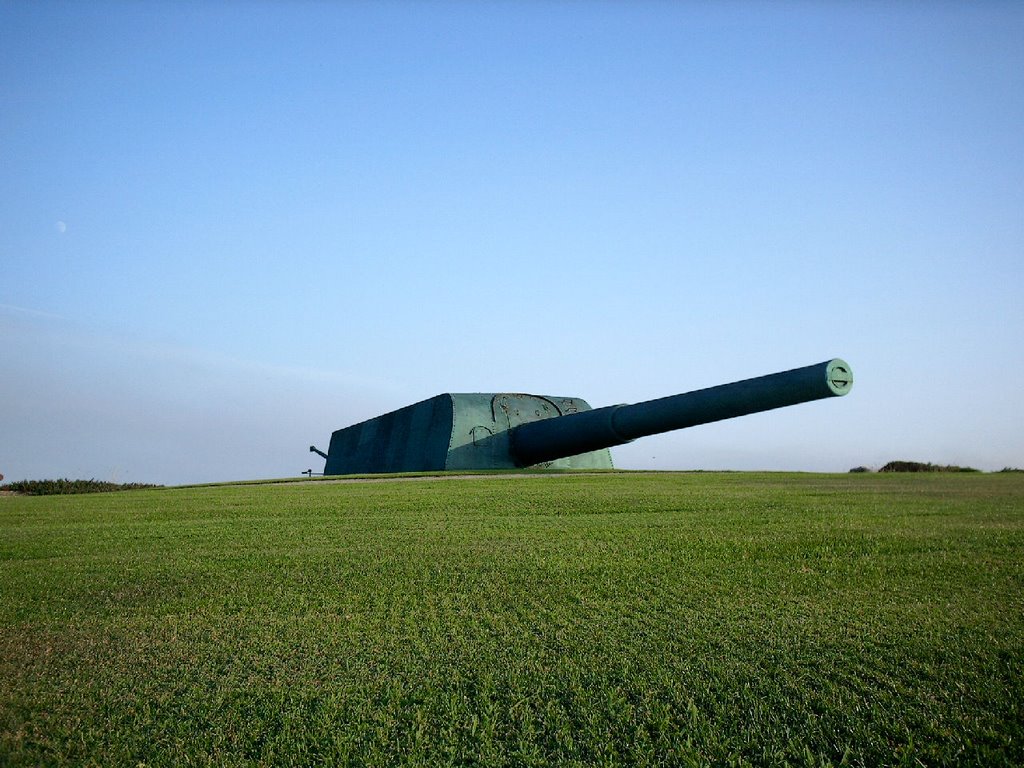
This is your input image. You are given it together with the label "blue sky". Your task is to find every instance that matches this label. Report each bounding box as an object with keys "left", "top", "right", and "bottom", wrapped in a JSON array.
[{"left": 2, "top": 1, "right": 1022, "bottom": 484}]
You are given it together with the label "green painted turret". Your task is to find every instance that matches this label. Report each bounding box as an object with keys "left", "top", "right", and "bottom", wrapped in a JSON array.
[{"left": 316, "top": 359, "right": 852, "bottom": 475}]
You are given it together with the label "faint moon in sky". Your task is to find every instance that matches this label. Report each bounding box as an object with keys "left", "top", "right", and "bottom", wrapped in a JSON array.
[{"left": 55, "top": 221, "right": 67, "bottom": 234}]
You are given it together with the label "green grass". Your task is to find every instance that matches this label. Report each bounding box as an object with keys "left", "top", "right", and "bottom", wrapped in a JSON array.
[{"left": 1, "top": 472, "right": 1021, "bottom": 766}]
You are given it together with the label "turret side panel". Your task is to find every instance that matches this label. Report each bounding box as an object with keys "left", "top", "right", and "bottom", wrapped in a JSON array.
[
  {"left": 444, "top": 393, "right": 517, "bottom": 470},
  {"left": 323, "top": 395, "right": 453, "bottom": 475},
  {"left": 547, "top": 447, "right": 614, "bottom": 470},
  {"left": 445, "top": 393, "right": 614, "bottom": 471}
]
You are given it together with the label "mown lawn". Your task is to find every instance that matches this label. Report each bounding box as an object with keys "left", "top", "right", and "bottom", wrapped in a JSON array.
[{"left": 1, "top": 472, "right": 1021, "bottom": 766}]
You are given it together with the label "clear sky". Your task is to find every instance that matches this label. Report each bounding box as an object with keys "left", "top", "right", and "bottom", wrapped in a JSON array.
[{"left": 2, "top": 1, "right": 1022, "bottom": 485}]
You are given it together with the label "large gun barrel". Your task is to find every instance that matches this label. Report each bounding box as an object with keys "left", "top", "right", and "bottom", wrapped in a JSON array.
[{"left": 510, "top": 358, "right": 852, "bottom": 467}]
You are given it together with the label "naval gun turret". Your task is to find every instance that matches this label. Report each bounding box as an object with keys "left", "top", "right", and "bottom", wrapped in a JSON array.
[{"left": 314, "top": 358, "right": 852, "bottom": 475}]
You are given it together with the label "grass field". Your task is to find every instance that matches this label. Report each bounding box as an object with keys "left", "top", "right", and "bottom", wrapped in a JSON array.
[{"left": 1, "top": 472, "right": 1021, "bottom": 766}]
